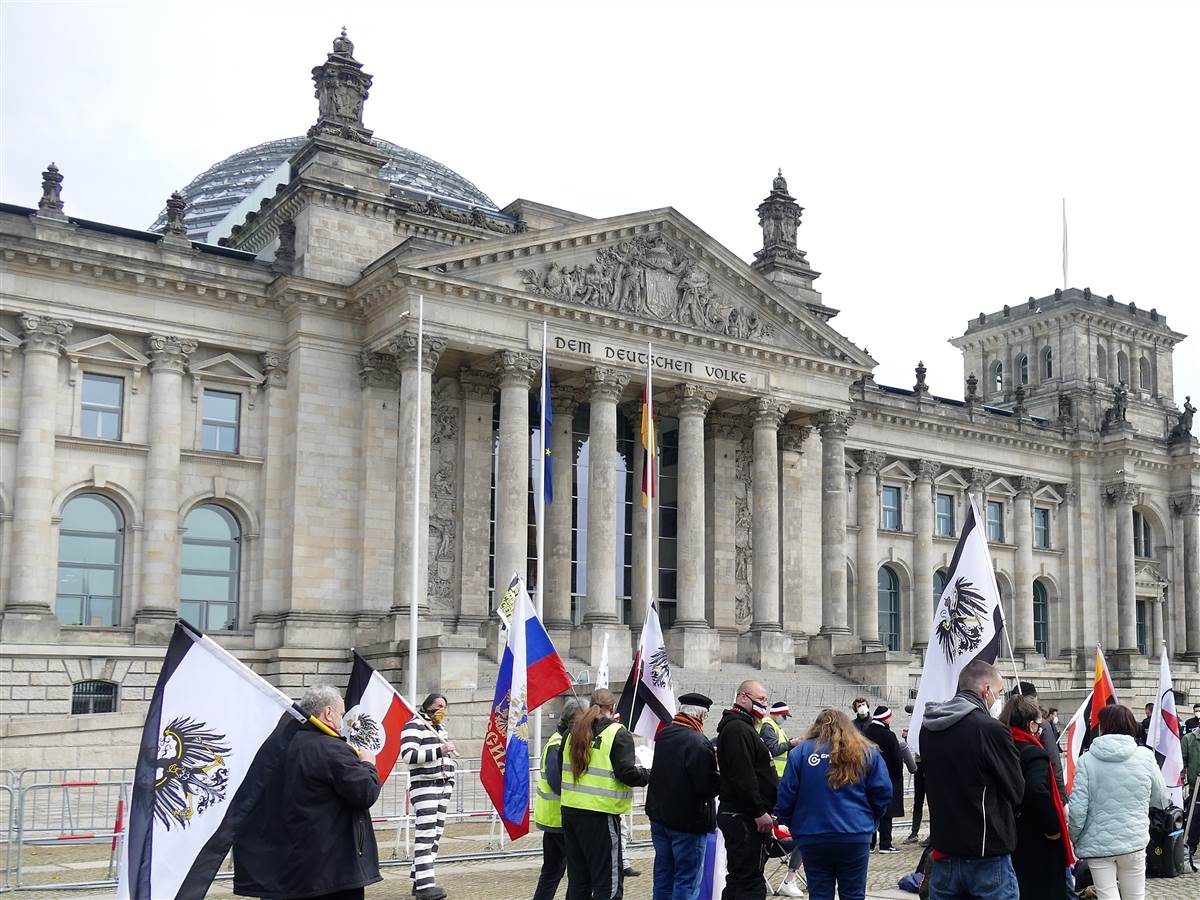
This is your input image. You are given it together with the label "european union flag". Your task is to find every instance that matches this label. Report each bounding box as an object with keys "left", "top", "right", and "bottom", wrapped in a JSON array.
[{"left": 540, "top": 363, "right": 553, "bottom": 505}]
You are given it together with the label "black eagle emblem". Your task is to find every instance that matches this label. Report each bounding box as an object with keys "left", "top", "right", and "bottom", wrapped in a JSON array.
[
  {"left": 647, "top": 647, "right": 671, "bottom": 689},
  {"left": 934, "top": 577, "right": 989, "bottom": 663},
  {"left": 343, "top": 708, "right": 383, "bottom": 753},
  {"left": 153, "top": 716, "right": 231, "bottom": 830}
]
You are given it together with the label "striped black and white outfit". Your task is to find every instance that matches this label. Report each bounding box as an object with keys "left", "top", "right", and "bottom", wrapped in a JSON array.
[{"left": 401, "top": 712, "right": 456, "bottom": 893}]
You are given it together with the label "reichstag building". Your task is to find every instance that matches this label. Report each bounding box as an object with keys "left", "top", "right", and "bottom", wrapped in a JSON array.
[{"left": 1, "top": 32, "right": 1198, "bottom": 757}]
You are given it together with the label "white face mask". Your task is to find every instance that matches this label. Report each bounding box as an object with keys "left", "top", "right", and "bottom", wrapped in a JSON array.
[
  {"left": 987, "top": 688, "right": 1004, "bottom": 719},
  {"left": 855, "top": 704, "right": 869, "bottom": 718}
]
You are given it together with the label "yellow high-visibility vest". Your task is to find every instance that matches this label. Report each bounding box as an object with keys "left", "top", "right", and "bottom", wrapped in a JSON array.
[
  {"left": 561, "top": 722, "right": 633, "bottom": 815},
  {"left": 533, "top": 731, "right": 563, "bottom": 829},
  {"left": 760, "top": 716, "right": 789, "bottom": 777}
]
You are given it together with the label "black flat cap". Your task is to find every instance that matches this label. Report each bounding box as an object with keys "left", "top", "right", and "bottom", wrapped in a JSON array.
[{"left": 678, "top": 692, "right": 713, "bottom": 709}]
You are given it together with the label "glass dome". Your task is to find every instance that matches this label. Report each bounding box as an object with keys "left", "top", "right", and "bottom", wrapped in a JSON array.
[{"left": 149, "top": 136, "right": 498, "bottom": 243}]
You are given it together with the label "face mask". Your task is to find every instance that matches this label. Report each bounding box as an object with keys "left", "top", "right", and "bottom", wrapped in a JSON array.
[
  {"left": 855, "top": 704, "right": 869, "bottom": 718},
  {"left": 751, "top": 700, "right": 768, "bottom": 719},
  {"left": 988, "top": 693, "right": 1004, "bottom": 719},
  {"left": 429, "top": 708, "right": 446, "bottom": 726}
]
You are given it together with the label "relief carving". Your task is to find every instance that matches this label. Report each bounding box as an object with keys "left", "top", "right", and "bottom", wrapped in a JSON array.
[
  {"left": 520, "top": 235, "right": 776, "bottom": 343},
  {"left": 427, "top": 377, "right": 461, "bottom": 614},
  {"left": 734, "top": 438, "right": 753, "bottom": 628}
]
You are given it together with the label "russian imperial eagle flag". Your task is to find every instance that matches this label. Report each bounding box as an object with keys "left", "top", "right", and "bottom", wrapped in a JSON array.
[
  {"left": 118, "top": 620, "right": 305, "bottom": 900},
  {"left": 342, "top": 651, "right": 415, "bottom": 785},
  {"left": 910, "top": 497, "right": 1005, "bottom": 755}
]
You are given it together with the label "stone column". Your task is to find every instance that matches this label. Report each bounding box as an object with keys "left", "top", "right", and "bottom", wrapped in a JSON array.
[
  {"left": 855, "top": 450, "right": 886, "bottom": 650},
  {"left": 817, "top": 412, "right": 851, "bottom": 635},
  {"left": 621, "top": 400, "right": 649, "bottom": 630},
  {"left": 968, "top": 468, "right": 992, "bottom": 521},
  {"left": 1108, "top": 482, "right": 1139, "bottom": 655},
  {"left": 1013, "top": 477, "right": 1038, "bottom": 655},
  {"left": 1174, "top": 494, "right": 1200, "bottom": 658},
  {"left": 705, "top": 414, "right": 742, "bottom": 659},
  {"left": 912, "top": 459, "right": 938, "bottom": 650},
  {"left": 780, "top": 425, "right": 813, "bottom": 637},
  {"left": 492, "top": 351, "right": 536, "bottom": 599},
  {"left": 544, "top": 389, "right": 580, "bottom": 643},
  {"left": 1, "top": 315, "right": 71, "bottom": 643},
  {"left": 739, "top": 399, "right": 792, "bottom": 670},
  {"left": 572, "top": 367, "right": 631, "bottom": 667},
  {"left": 134, "top": 334, "right": 197, "bottom": 643},
  {"left": 456, "top": 368, "right": 496, "bottom": 634},
  {"left": 390, "top": 331, "right": 446, "bottom": 632}
]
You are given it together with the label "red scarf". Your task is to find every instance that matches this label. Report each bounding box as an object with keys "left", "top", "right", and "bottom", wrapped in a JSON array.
[
  {"left": 672, "top": 712, "right": 705, "bottom": 733},
  {"left": 1011, "top": 726, "right": 1076, "bottom": 866}
]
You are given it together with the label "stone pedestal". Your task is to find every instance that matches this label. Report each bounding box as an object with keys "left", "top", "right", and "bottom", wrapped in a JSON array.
[
  {"left": 807, "top": 632, "right": 862, "bottom": 674},
  {"left": 133, "top": 609, "right": 178, "bottom": 645},
  {"left": 738, "top": 628, "right": 794, "bottom": 671},
  {"left": 571, "top": 623, "right": 632, "bottom": 670},
  {"left": 666, "top": 625, "right": 722, "bottom": 671},
  {"left": 367, "top": 633, "right": 485, "bottom": 692},
  {"left": 1107, "top": 648, "right": 1150, "bottom": 674}
]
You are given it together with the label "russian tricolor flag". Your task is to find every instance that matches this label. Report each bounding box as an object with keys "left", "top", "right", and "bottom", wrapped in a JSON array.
[{"left": 481, "top": 575, "right": 571, "bottom": 839}]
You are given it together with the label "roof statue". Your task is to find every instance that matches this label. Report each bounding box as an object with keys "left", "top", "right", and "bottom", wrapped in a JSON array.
[
  {"left": 38, "top": 162, "right": 65, "bottom": 219},
  {"left": 309, "top": 28, "right": 374, "bottom": 145}
]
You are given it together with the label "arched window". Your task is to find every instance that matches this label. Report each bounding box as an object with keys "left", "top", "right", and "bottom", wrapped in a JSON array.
[
  {"left": 1041, "top": 347, "right": 1053, "bottom": 380},
  {"left": 181, "top": 504, "right": 241, "bottom": 631},
  {"left": 1139, "top": 357, "right": 1152, "bottom": 392},
  {"left": 72, "top": 680, "right": 118, "bottom": 714},
  {"left": 1032, "top": 580, "right": 1049, "bottom": 656},
  {"left": 1016, "top": 354, "right": 1029, "bottom": 385},
  {"left": 991, "top": 361, "right": 1004, "bottom": 395},
  {"left": 56, "top": 494, "right": 123, "bottom": 626},
  {"left": 1133, "top": 510, "right": 1153, "bottom": 558},
  {"left": 1117, "top": 350, "right": 1129, "bottom": 385},
  {"left": 1096, "top": 343, "right": 1108, "bottom": 381},
  {"left": 877, "top": 565, "right": 901, "bottom": 651},
  {"left": 933, "top": 568, "right": 948, "bottom": 607}
]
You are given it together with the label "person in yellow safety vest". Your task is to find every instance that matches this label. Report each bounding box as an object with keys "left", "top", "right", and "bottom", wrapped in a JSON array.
[
  {"left": 560, "top": 688, "right": 650, "bottom": 900},
  {"left": 532, "top": 697, "right": 588, "bottom": 900},
  {"left": 760, "top": 700, "right": 802, "bottom": 777}
]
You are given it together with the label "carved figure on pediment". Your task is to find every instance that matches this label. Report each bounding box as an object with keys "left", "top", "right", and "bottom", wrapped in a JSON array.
[
  {"left": 676, "top": 261, "right": 710, "bottom": 328},
  {"left": 1169, "top": 395, "right": 1195, "bottom": 441},
  {"left": 1102, "top": 382, "right": 1130, "bottom": 431}
]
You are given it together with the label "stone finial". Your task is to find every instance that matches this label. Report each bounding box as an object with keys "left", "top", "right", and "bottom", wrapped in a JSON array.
[
  {"left": 309, "top": 29, "right": 374, "bottom": 144},
  {"left": 1013, "top": 385, "right": 1028, "bottom": 419},
  {"left": 773, "top": 167, "right": 788, "bottom": 193},
  {"left": 914, "top": 360, "right": 929, "bottom": 395},
  {"left": 38, "top": 162, "right": 66, "bottom": 217},
  {"left": 162, "top": 191, "right": 188, "bottom": 241},
  {"left": 272, "top": 219, "right": 296, "bottom": 274},
  {"left": 754, "top": 169, "right": 805, "bottom": 262},
  {"left": 965, "top": 373, "right": 979, "bottom": 404}
]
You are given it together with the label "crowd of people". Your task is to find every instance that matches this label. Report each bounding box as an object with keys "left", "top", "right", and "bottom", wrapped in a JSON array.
[{"left": 239, "top": 664, "right": 1200, "bottom": 900}]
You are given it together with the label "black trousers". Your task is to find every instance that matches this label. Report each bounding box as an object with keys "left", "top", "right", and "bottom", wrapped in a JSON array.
[
  {"left": 533, "top": 829, "right": 568, "bottom": 900},
  {"left": 288, "top": 890, "right": 365, "bottom": 900},
  {"left": 877, "top": 815, "right": 894, "bottom": 849},
  {"left": 910, "top": 764, "right": 927, "bottom": 834},
  {"left": 718, "top": 811, "right": 767, "bottom": 900},
  {"left": 563, "top": 807, "right": 623, "bottom": 900}
]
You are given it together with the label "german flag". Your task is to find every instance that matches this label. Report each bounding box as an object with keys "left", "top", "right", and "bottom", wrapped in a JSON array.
[
  {"left": 640, "top": 371, "right": 655, "bottom": 510},
  {"left": 1065, "top": 645, "right": 1119, "bottom": 791}
]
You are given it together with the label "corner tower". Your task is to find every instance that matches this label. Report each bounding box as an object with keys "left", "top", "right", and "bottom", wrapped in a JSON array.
[{"left": 750, "top": 170, "right": 826, "bottom": 318}]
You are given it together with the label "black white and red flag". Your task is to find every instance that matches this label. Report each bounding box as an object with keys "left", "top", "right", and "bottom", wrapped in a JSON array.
[
  {"left": 341, "top": 651, "right": 415, "bottom": 785},
  {"left": 617, "top": 601, "right": 676, "bottom": 742}
]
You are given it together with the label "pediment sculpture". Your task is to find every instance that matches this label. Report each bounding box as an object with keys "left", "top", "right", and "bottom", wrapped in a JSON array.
[{"left": 520, "top": 235, "right": 776, "bottom": 343}]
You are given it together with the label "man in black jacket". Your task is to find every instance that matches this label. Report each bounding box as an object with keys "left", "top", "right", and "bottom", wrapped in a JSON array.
[
  {"left": 646, "top": 692, "right": 721, "bottom": 900},
  {"left": 863, "top": 706, "right": 904, "bottom": 852},
  {"left": 233, "top": 684, "right": 382, "bottom": 900},
  {"left": 715, "top": 679, "right": 777, "bottom": 900},
  {"left": 920, "top": 660, "right": 1023, "bottom": 900}
]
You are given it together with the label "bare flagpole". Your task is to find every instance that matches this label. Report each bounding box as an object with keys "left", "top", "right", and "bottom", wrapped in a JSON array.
[
  {"left": 645, "top": 342, "right": 654, "bottom": 626},
  {"left": 534, "top": 321, "right": 548, "bottom": 764},
  {"left": 408, "top": 295, "right": 424, "bottom": 705},
  {"left": 1062, "top": 198, "right": 1068, "bottom": 291}
]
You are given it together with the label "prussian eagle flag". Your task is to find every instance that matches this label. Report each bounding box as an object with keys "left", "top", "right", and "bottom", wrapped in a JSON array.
[
  {"left": 1147, "top": 645, "right": 1184, "bottom": 806},
  {"left": 1064, "top": 646, "right": 1119, "bottom": 792},
  {"left": 481, "top": 576, "right": 571, "bottom": 839},
  {"left": 617, "top": 600, "right": 677, "bottom": 742},
  {"left": 118, "top": 620, "right": 305, "bottom": 900},
  {"left": 910, "top": 497, "right": 1005, "bottom": 755},
  {"left": 342, "top": 651, "right": 415, "bottom": 785}
]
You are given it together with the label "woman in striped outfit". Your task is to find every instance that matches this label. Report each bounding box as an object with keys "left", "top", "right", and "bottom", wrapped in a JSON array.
[{"left": 401, "top": 691, "right": 457, "bottom": 900}]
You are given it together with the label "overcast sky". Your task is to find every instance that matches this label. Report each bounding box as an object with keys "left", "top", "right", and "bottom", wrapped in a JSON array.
[{"left": 2, "top": 0, "right": 1196, "bottom": 407}]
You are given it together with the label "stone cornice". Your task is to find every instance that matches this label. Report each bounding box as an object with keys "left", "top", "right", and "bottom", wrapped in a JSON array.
[
  {"left": 851, "top": 400, "right": 1077, "bottom": 458},
  {"left": 266, "top": 275, "right": 355, "bottom": 314}
]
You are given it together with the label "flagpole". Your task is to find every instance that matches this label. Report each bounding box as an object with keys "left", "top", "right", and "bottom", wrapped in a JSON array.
[
  {"left": 645, "top": 342, "right": 654, "bottom": 625},
  {"left": 1062, "top": 197, "right": 1068, "bottom": 290},
  {"left": 972, "top": 495, "right": 1022, "bottom": 690},
  {"left": 409, "top": 295, "right": 423, "bottom": 706},
  {"left": 535, "top": 321, "right": 548, "bottom": 765}
]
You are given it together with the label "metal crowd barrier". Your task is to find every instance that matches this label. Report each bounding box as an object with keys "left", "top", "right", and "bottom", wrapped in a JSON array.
[{"left": 0, "top": 784, "right": 14, "bottom": 893}]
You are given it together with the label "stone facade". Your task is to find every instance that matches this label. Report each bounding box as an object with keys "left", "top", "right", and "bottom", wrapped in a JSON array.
[{"left": 1, "top": 33, "right": 1198, "bottom": 750}]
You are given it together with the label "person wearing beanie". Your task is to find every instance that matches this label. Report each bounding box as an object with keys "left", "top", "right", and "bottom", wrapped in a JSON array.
[{"left": 862, "top": 705, "right": 904, "bottom": 853}]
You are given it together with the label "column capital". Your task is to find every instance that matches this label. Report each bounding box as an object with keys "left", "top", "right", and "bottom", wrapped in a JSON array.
[
  {"left": 751, "top": 397, "right": 788, "bottom": 429},
  {"left": 779, "top": 424, "right": 812, "bottom": 453},
  {"left": 815, "top": 409, "right": 853, "bottom": 438},
  {"left": 706, "top": 412, "right": 744, "bottom": 442},
  {"left": 359, "top": 350, "right": 397, "bottom": 389},
  {"left": 585, "top": 366, "right": 629, "bottom": 402},
  {"left": 18, "top": 314, "right": 73, "bottom": 355},
  {"left": 390, "top": 330, "right": 447, "bottom": 373},
  {"left": 146, "top": 334, "right": 197, "bottom": 372},
  {"left": 1172, "top": 493, "right": 1200, "bottom": 516},
  {"left": 458, "top": 366, "right": 495, "bottom": 403},
  {"left": 260, "top": 351, "right": 289, "bottom": 389},
  {"left": 1105, "top": 481, "right": 1138, "bottom": 505},
  {"left": 669, "top": 382, "right": 716, "bottom": 418},
  {"left": 1016, "top": 476, "right": 1040, "bottom": 499},
  {"left": 493, "top": 350, "right": 538, "bottom": 389},
  {"left": 968, "top": 468, "right": 993, "bottom": 494},
  {"left": 915, "top": 458, "right": 940, "bottom": 482},
  {"left": 1063, "top": 483, "right": 1080, "bottom": 505},
  {"left": 857, "top": 449, "right": 886, "bottom": 476},
  {"left": 551, "top": 386, "right": 584, "bottom": 417}
]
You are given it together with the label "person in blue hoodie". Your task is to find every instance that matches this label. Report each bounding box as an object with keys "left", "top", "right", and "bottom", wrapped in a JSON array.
[{"left": 774, "top": 708, "right": 892, "bottom": 900}]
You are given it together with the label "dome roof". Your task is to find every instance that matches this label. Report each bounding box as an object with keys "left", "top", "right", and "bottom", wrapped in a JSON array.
[{"left": 149, "top": 136, "right": 498, "bottom": 243}]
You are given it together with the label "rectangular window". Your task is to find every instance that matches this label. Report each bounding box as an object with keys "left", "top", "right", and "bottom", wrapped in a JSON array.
[
  {"left": 880, "top": 485, "right": 902, "bottom": 531},
  {"left": 202, "top": 390, "right": 240, "bottom": 453},
  {"left": 81, "top": 373, "right": 123, "bottom": 440},
  {"left": 1034, "top": 508, "right": 1051, "bottom": 549},
  {"left": 936, "top": 493, "right": 955, "bottom": 537},
  {"left": 987, "top": 500, "right": 1005, "bottom": 543},
  {"left": 1133, "top": 511, "right": 1153, "bottom": 558}
]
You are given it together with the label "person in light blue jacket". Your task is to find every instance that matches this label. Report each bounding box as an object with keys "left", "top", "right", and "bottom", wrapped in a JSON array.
[
  {"left": 774, "top": 708, "right": 892, "bottom": 900},
  {"left": 1067, "top": 703, "right": 1168, "bottom": 900}
]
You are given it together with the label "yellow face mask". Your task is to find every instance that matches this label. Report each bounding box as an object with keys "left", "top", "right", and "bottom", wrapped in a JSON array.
[{"left": 429, "top": 708, "right": 446, "bottom": 726}]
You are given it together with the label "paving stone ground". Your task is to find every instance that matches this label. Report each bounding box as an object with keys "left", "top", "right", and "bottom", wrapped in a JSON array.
[{"left": 9, "top": 817, "right": 1200, "bottom": 899}]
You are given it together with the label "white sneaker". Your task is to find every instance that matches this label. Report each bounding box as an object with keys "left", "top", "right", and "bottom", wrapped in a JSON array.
[{"left": 778, "top": 879, "right": 805, "bottom": 897}]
